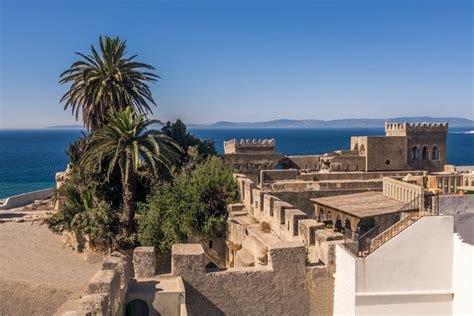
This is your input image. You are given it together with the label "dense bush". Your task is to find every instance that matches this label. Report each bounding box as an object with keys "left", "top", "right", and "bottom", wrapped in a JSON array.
[
  {"left": 47, "top": 178, "right": 120, "bottom": 247},
  {"left": 138, "top": 155, "right": 238, "bottom": 253}
]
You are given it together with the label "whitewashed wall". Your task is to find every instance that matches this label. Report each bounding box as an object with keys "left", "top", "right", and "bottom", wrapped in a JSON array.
[
  {"left": 452, "top": 233, "right": 474, "bottom": 315},
  {"left": 333, "top": 245, "right": 356, "bottom": 316},
  {"left": 354, "top": 216, "right": 454, "bottom": 315}
]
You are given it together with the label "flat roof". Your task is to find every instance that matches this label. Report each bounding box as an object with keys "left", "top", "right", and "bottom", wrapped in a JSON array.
[{"left": 311, "top": 191, "right": 415, "bottom": 219}]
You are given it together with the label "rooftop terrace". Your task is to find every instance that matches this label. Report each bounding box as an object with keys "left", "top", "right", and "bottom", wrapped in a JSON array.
[{"left": 311, "top": 191, "right": 414, "bottom": 219}]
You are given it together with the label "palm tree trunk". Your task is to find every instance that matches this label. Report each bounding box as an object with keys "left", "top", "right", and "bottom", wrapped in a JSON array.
[{"left": 122, "top": 169, "right": 137, "bottom": 235}]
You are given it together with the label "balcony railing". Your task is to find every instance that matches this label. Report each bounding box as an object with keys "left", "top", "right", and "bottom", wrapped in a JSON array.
[{"left": 343, "top": 194, "right": 439, "bottom": 257}]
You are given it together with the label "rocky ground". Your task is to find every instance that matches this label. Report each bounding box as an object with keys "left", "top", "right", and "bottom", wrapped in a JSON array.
[{"left": 0, "top": 202, "right": 102, "bottom": 316}]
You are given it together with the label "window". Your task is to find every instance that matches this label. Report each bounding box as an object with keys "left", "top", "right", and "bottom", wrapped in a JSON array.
[
  {"left": 432, "top": 146, "right": 440, "bottom": 160},
  {"left": 411, "top": 146, "right": 419, "bottom": 160},
  {"left": 422, "top": 146, "right": 429, "bottom": 160}
]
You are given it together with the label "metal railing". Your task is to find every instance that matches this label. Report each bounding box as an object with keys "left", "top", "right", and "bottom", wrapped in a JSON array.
[{"left": 343, "top": 193, "right": 439, "bottom": 257}]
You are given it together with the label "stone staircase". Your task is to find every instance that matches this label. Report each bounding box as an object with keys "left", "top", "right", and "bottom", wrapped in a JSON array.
[{"left": 369, "top": 211, "right": 430, "bottom": 253}]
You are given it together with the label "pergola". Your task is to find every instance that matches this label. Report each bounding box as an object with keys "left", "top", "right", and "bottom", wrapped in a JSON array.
[{"left": 311, "top": 191, "right": 418, "bottom": 239}]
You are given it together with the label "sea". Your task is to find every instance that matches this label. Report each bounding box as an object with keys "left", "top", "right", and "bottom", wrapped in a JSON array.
[{"left": 0, "top": 128, "right": 473, "bottom": 199}]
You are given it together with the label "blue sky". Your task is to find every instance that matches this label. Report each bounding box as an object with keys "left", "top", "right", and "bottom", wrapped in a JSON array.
[{"left": 0, "top": 0, "right": 472, "bottom": 128}]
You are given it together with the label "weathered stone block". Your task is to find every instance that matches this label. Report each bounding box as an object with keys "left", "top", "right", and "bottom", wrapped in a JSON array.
[
  {"left": 227, "top": 203, "right": 245, "bottom": 213},
  {"left": 171, "top": 244, "right": 205, "bottom": 277},
  {"left": 102, "top": 255, "right": 129, "bottom": 288},
  {"left": 87, "top": 270, "right": 120, "bottom": 315},
  {"left": 81, "top": 293, "right": 109, "bottom": 316},
  {"left": 298, "top": 219, "right": 321, "bottom": 245},
  {"left": 133, "top": 247, "right": 156, "bottom": 278},
  {"left": 284, "top": 209, "right": 307, "bottom": 236},
  {"left": 111, "top": 250, "right": 133, "bottom": 279},
  {"left": 268, "top": 241, "right": 305, "bottom": 272}
]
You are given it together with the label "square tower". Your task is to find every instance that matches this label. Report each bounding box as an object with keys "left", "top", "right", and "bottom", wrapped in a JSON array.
[{"left": 385, "top": 122, "right": 448, "bottom": 172}]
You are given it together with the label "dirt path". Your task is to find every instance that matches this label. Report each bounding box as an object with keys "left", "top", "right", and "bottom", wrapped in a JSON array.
[{"left": 0, "top": 222, "right": 101, "bottom": 316}]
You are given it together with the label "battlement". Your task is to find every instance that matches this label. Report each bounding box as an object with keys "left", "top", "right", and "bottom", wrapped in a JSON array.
[
  {"left": 385, "top": 122, "right": 448, "bottom": 136},
  {"left": 224, "top": 138, "right": 276, "bottom": 154}
]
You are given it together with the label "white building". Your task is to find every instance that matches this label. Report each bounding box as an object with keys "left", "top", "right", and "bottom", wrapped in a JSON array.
[{"left": 333, "top": 199, "right": 474, "bottom": 315}]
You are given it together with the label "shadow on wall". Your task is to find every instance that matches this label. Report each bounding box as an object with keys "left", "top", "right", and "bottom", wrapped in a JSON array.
[
  {"left": 126, "top": 299, "right": 149, "bottom": 315},
  {"left": 126, "top": 280, "right": 161, "bottom": 316},
  {"left": 182, "top": 281, "right": 224, "bottom": 316}
]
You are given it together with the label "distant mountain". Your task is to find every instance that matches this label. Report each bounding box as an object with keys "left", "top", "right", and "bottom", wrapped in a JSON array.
[
  {"left": 46, "top": 125, "right": 84, "bottom": 129},
  {"left": 192, "top": 117, "right": 474, "bottom": 129}
]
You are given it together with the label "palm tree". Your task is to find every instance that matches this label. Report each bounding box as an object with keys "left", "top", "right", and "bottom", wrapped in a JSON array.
[
  {"left": 60, "top": 35, "right": 159, "bottom": 130},
  {"left": 79, "top": 107, "right": 182, "bottom": 234}
]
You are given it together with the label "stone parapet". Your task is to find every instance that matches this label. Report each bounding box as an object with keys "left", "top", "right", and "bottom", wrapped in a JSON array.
[
  {"left": 224, "top": 138, "right": 276, "bottom": 154},
  {"left": 133, "top": 247, "right": 156, "bottom": 278},
  {"left": 171, "top": 243, "right": 315, "bottom": 315}
]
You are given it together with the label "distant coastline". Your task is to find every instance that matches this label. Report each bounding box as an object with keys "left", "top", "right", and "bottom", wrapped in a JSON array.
[
  {"left": 190, "top": 116, "right": 474, "bottom": 129},
  {"left": 46, "top": 125, "right": 84, "bottom": 129}
]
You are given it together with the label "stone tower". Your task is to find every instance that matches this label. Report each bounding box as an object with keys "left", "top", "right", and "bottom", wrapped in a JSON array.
[
  {"left": 223, "top": 139, "right": 284, "bottom": 182},
  {"left": 385, "top": 122, "right": 448, "bottom": 172}
]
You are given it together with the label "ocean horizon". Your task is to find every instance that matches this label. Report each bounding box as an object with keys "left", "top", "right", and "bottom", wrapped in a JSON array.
[{"left": 1, "top": 127, "right": 473, "bottom": 199}]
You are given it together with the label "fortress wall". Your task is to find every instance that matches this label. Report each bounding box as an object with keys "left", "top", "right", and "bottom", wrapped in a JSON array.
[
  {"left": 281, "top": 155, "right": 322, "bottom": 170},
  {"left": 297, "top": 170, "right": 425, "bottom": 182},
  {"left": 172, "top": 243, "right": 334, "bottom": 316},
  {"left": 60, "top": 251, "right": 132, "bottom": 316},
  {"left": 365, "top": 136, "right": 407, "bottom": 171},
  {"left": 259, "top": 169, "right": 299, "bottom": 185},
  {"left": 0, "top": 188, "right": 54, "bottom": 210}
]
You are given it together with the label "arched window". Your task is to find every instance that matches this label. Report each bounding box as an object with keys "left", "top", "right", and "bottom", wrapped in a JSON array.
[
  {"left": 411, "top": 146, "right": 419, "bottom": 160},
  {"left": 432, "top": 146, "right": 439, "bottom": 160},
  {"left": 422, "top": 146, "right": 429, "bottom": 160}
]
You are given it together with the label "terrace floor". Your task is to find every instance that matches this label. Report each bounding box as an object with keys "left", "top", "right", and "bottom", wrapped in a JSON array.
[{"left": 311, "top": 191, "right": 410, "bottom": 218}]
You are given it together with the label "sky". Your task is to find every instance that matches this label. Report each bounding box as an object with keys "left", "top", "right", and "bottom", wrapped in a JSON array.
[{"left": 0, "top": 0, "right": 472, "bottom": 128}]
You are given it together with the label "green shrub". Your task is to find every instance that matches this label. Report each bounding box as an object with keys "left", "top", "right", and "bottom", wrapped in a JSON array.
[{"left": 138, "top": 156, "right": 238, "bottom": 253}]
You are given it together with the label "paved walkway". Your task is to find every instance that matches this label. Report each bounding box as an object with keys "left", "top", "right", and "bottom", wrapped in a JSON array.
[{"left": 0, "top": 222, "right": 101, "bottom": 315}]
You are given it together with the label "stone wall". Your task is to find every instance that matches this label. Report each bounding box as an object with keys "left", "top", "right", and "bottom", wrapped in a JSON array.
[
  {"left": 172, "top": 243, "right": 332, "bottom": 316},
  {"left": 259, "top": 169, "right": 299, "bottom": 186},
  {"left": 59, "top": 251, "right": 132, "bottom": 316},
  {"left": 281, "top": 155, "right": 322, "bottom": 170},
  {"left": 354, "top": 136, "right": 408, "bottom": 171},
  {"left": 0, "top": 188, "right": 54, "bottom": 210},
  {"left": 223, "top": 139, "right": 276, "bottom": 154},
  {"left": 438, "top": 194, "right": 474, "bottom": 244}
]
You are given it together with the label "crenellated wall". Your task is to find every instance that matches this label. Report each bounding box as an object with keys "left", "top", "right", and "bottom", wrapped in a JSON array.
[{"left": 171, "top": 243, "right": 333, "bottom": 316}]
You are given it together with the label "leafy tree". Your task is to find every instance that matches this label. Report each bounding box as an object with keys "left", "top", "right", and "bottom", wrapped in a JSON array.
[
  {"left": 60, "top": 35, "right": 159, "bottom": 130},
  {"left": 66, "top": 132, "right": 89, "bottom": 168},
  {"left": 162, "top": 119, "right": 217, "bottom": 160},
  {"left": 138, "top": 156, "right": 238, "bottom": 253},
  {"left": 79, "top": 107, "right": 182, "bottom": 236}
]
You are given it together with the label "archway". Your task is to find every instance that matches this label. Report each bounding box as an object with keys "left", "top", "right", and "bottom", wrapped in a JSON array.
[
  {"left": 318, "top": 208, "right": 324, "bottom": 222},
  {"left": 324, "top": 211, "right": 333, "bottom": 228},
  {"left": 344, "top": 218, "right": 352, "bottom": 239},
  {"left": 334, "top": 214, "right": 343, "bottom": 233},
  {"left": 411, "top": 146, "right": 419, "bottom": 160},
  {"left": 422, "top": 146, "right": 429, "bottom": 160},
  {"left": 432, "top": 146, "right": 439, "bottom": 160},
  {"left": 126, "top": 299, "right": 149, "bottom": 316}
]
